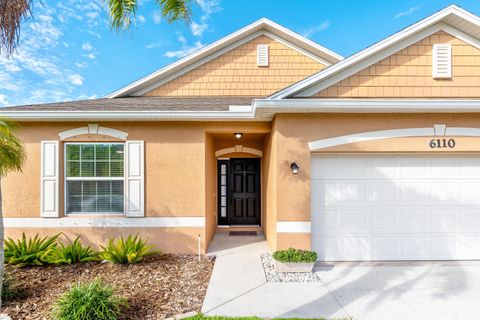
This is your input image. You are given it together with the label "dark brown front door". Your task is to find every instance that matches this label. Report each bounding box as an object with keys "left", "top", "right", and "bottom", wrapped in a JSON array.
[{"left": 217, "top": 158, "right": 261, "bottom": 225}]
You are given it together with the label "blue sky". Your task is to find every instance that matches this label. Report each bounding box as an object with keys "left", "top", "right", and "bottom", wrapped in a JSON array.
[{"left": 1, "top": 0, "right": 480, "bottom": 107}]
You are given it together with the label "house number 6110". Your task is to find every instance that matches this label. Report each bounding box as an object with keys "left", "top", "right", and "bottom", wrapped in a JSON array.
[{"left": 429, "top": 138, "right": 456, "bottom": 149}]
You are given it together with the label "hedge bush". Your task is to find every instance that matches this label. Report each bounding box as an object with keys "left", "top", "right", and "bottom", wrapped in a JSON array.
[{"left": 272, "top": 248, "right": 317, "bottom": 263}]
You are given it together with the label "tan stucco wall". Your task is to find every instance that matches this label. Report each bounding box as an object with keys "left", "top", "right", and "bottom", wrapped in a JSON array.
[
  {"left": 5, "top": 227, "right": 204, "bottom": 254},
  {"left": 272, "top": 113, "right": 480, "bottom": 249},
  {"left": 314, "top": 31, "right": 480, "bottom": 98},
  {"left": 2, "top": 121, "right": 270, "bottom": 253},
  {"left": 277, "top": 233, "right": 310, "bottom": 250},
  {"left": 262, "top": 128, "right": 277, "bottom": 250},
  {"left": 205, "top": 133, "right": 216, "bottom": 246},
  {"left": 143, "top": 35, "right": 326, "bottom": 97}
]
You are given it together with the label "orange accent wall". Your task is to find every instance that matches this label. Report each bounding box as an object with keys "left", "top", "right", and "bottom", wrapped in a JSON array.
[
  {"left": 143, "top": 35, "right": 326, "bottom": 97},
  {"left": 313, "top": 31, "right": 480, "bottom": 98}
]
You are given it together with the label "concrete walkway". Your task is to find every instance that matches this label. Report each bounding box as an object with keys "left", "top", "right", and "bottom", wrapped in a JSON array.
[
  {"left": 201, "top": 232, "right": 349, "bottom": 319},
  {"left": 202, "top": 232, "right": 480, "bottom": 319}
]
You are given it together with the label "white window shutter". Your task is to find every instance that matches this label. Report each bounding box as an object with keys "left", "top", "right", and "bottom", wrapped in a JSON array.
[
  {"left": 257, "top": 44, "right": 269, "bottom": 67},
  {"left": 432, "top": 44, "right": 451, "bottom": 78},
  {"left": 125, "top": 141, "right": 145, "bottom": 217},
  {"left": 40, "top": 141, "right": 59, "bottom": 217}
]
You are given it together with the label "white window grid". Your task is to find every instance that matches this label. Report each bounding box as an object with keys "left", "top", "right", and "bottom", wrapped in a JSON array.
[{"left": 64, "top": 142, "right": 125, "bottom": 215}]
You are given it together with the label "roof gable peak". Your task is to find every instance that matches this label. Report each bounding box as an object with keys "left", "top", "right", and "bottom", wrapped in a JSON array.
[
  {"left": 270, "top": 4, "right": 480, "bottom": 99},
  {"left": 107, "top": 18, "right": 342, "bottom": 98}
]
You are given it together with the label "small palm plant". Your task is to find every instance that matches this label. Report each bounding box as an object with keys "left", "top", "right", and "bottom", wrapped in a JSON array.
[
  {"left": 0, "top": 118, "right": 26, "bottom": 307},
  {"left": 4, "top": 233, "right": 59, "bottom": 266},
  {"left": 51, "top": 278, "right": 127, "bottom": 320},
  {"left": 99, "top": 234, "right": 159, "bottom": 264},
  {"left": 47, "top": 236, "right": 99, "bottom": 265}
]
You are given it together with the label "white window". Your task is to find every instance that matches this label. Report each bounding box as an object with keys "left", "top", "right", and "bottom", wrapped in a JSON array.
[
  {"left": 432, "top": 43, "right": 452, "bottom": 78},
  {"left": 257, "top": 44, "right": 269, "bottom": 67},
  {"left": 65, "top": 143, "right": 124, "bottom": 214}
]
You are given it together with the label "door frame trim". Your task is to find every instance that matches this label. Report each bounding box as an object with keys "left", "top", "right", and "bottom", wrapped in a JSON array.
[{"left": 217, "top": 158, "right": 262, "bottom": 226}]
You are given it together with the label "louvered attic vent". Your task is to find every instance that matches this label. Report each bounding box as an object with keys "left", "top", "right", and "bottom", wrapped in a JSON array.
[
  {"left": 432, "top": 43, "right": 452, "bottom": 78},
  {"left": 257, "top": 44, "right": 269, "bottom": 67}
]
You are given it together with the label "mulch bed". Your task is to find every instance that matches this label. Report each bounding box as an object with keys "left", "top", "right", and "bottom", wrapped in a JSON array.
[{"left": 1, "top": 254, "right": 214, "bottom": 320}]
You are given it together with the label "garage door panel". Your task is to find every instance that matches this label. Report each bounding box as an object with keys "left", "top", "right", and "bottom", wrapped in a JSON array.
[
  {"left": 401, "top": 182, "right": 428, "bottom": 203},
  {"left": 431, "top": 209, "right": 457, "bottom": 231},
  {"left": 460, "top": 182, "right": 480, "bottom": 204},
  {"left": 311, "top": 154, "right": 480, "bottom": 261},
  {"left": 430, "top": 157, "right": 457, "bottom": 177},
  {"left": 341, "top": 209, "right": 368, "bottom": 232},
  {"left": 372, "top": 237, "right": 399, "bottom": 260},
  {"left": 343, "top": 236, "right": 369, "bottom": 259},
  {"left": 401, "top": 158, "right": 427, "bottom": 178},
  {"left": 402, "top": 237, "right": 428, "bottom": 258},
  {"left": 460, "top": 157, "right": 480, "bottom": 178},
  {"left": 402, "top": 209, "right": 428, "bottom": 231},
  {"left": 460, "top": 209, "right": 480, "bottom": 229},
  {"left": 368, "top": 182, "right": 397, "bottom": 203},
  {"left": 311, "top": 157, "right": 341, "bottom": 179},
  {"left": 430, "top": 182, "right": 457, "bottom": 202},
  {"left": 372, "top": 209, "right": 398, "bottom": 232}
]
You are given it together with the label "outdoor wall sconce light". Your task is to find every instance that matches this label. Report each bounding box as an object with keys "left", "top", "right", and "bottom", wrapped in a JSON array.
[
  {"left": 234, "top": 132, "right": 243, "bottom": 140},
  {"left": 291, "top": 162, "right": 299, "bottom": 174}
]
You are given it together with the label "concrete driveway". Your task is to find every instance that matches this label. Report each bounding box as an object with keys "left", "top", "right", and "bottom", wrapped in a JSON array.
[
  {"left": 316, "top": 262, "right": 480, "bottom": 320},
  {"left": 203, "top": 233, "right": 480, "bottom": 319}
]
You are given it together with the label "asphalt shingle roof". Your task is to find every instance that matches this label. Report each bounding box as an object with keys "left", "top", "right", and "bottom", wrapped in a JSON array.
[{"left": 1, "top": 97, "right": 255, "bottom": 112}]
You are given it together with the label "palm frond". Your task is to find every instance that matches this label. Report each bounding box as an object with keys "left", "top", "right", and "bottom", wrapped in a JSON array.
[
  {"left": 0, "top": 0, "right": 33, "bottom": 57},
  {"left": 156, "top": 0, "right": 192, "bottom": 23},
  {"left": 105, "top": 0, "right": 138, "bottom": 31},
  {"left": 105, "top": 0, "right": 193, "bottom": 31},
  {"left": 0, "top": 118, "right": 26, "bottom": 177}
]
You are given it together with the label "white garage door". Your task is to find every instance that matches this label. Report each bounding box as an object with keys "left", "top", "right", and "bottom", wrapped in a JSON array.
[{"left": 311, "top": 154, "right": 480, "bottom": 261}]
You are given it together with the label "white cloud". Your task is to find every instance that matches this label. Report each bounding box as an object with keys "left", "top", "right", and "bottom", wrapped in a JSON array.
[
  {"left": 189, "top": 0, "right": 221, "bottom": 37},
  {"left": 137, "top": 15, "right": 146, "bottom": 24},
  {"left": 394, "top": 6, "right": 420, "bottom": 18},
  {"left": 302, "top": 20, "right": 331, "bottom": 38},
  {"left": 145, "top": 41, "right": 164, "bottom": 49},
  {"left": 0, "top": 1, "right": 106, "bottom": 106},
  {"left": 190, "top": 21, "right": 208, "bottom": 37},
  {"left": 82, "top": 42, "right": 93, "bottom": 51},
  {"left": 165, "top": 41, "right": 204, "bottom": 58},
  {"left": 69, "top": 74, "right": 84, "bottom": 86},
  {"left": 152, "top": 11, "right": 162, "bottom": 24},
  {"left": 0, "top": 94, "right": 9, "bottom": 107}
]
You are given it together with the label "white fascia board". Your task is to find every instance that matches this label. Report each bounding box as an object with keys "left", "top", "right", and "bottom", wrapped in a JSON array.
[
  {"left": 0, "top": 110, "right": 257, "bottom": 121},
  {"left": 252, "top": 99, "right": 480, "bottom": 119},
  {"left": 107, "top": 18, "right": 341, "bottom": 98},
  {"left": 6, "top": 99, "right": 480, "bottom": 121},
  {"left": 269, "top": 5, "right": 480, "bottom": 99},
  {"left": 261, "top": 19, "right": 343, "bottom": 62}
]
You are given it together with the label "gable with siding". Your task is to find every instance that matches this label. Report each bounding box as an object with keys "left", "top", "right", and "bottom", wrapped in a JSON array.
[
  {"left": 143, "top": 35, "right": 327, "bottom": 97},
  {"left": 313, "top": 31, "right": 480, "bottom": 98}
]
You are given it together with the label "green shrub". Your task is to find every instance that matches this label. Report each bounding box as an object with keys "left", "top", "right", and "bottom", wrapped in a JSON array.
[
  {"left": 272, "top": 248, "right": 317, "bottom": 263},
  {"left": 5, "top": 233, "right": 59, "bottom": 266},
  {"left": 2, "top": 274, "right": 23, "bottom": 300},
  {"left": 51, "top": 278, "right": 127, "bottom": 320},
  {"left": 46, "top": 236, "right": 99, "bottom": 265},
  {"left": 99, "top": 234, "right": 159, "bottom": 264}
]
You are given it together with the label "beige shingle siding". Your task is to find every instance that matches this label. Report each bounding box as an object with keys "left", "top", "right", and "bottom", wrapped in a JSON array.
[
  {"left": 143, "top": 35, "right": 326, "bottom": 97},
  {"left": 313, "top": 31, "right": 480, "bottom": 98}
]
